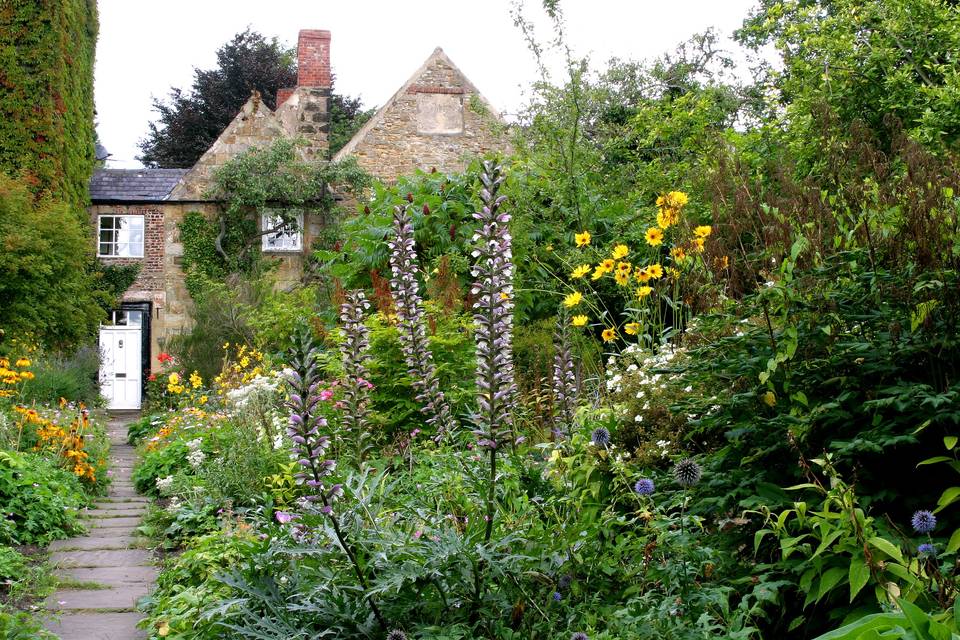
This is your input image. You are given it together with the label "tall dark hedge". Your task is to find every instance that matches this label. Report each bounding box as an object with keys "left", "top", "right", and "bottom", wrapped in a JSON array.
[{"left": 0, "top": 0, "right": 98, "bottom": 211}]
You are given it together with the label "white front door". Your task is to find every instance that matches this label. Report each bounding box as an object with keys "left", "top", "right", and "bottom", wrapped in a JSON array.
[{"left": 99, "top": 326, "right": 142, "bottom": 410}]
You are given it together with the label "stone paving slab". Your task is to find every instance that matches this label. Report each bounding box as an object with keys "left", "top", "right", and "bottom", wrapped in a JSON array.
[
  {"left": 49, "top": 536, "right": 137, "bottom": 551},
  {"left": 50, "top": 547, "right": 152, "bottom": 568},
  {"left": 42, "top": 612, "right": 147, "bottom": 640},
  {"left": 82, "top": 508, "right": 146, "bottom": 519},
  {"left": 45, "top": 583, "right": 152, "bottom": 610},
  {"left": 58, "top": 565, "right": 158, "bottom": 586},
  {"left": 91, "top": 516, "right": 143, "bottom": 529}
]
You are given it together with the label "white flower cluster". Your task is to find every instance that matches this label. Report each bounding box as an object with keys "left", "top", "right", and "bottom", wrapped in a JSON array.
[
  {"left": 155, "top": 475, "right": 174, "bottom": 494},
  {"left": 186, "top": 438, "right": 205, "bottom": 469},
  {"left": 605, "top": 344, "right": 687, "bottom": 422},
  {"left": 226, "top": 374, "right": 279, "bottom": 410}
]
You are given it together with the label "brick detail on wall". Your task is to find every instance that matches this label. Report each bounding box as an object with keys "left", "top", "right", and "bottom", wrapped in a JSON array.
[
  {"left": 297, "top": 30, "right": 331, "bottom": 88},
  {"left": 91, "top": 205, "right": 165, "bottom": 294}
]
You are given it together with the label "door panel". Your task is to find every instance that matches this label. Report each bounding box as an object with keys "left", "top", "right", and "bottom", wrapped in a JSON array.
[{"left": 99, "top": 327, "right": 142, "bottom": 410}]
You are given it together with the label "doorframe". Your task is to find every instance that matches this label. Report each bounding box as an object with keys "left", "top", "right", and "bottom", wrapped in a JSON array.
[{"left": 110, "top": 301, "right": 151, "bottom": 400}]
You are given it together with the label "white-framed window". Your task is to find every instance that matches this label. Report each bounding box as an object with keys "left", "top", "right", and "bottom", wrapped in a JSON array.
[
  {"left": 98, "top": 215, "right": 144, "bottom": 257},
  {"left": 261, "top": 211, "right": 303, "bottom": 252}
]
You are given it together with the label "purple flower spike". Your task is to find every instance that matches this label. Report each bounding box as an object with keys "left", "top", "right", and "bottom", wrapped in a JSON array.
[
  {"left": 552, "top": 313, "right": 579, "bottom": 436},
  {"left": 471, "top": 161, "right": 516, "bottom": 448},
  {"left": 339, "top": 290, "right": 374, "bottom": 457},
  {"left": 387, "top": 204, "right": 458, "bottom": 437}
]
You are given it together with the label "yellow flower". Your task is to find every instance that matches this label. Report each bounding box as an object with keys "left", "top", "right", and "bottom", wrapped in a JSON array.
[
  {"left": 563, "top": 291, "right": 583, "bottom": 308},
  {"left": 614, "top": 271, "right": 630, "bottom": 286},
  {"left": 656, "top": 208, "right": 678, "bottom": 230},
  {"left": 571, "top": 315, "right": 588, "bottom": 327},
  {"left": 601, "top": 327, "right": 617, "bottom": 342},
  {"left": 591, "top": 266, "right": 606, "bottom": 281},
  {"left": 692, "top": 237, "right": 705, "bottom": 253},
  {"left": 694, "top": 225, "right": 712, "bottom": 238},
  {"left": 715, "top": 255, "right": 729, "bottom": 269},
  {"left": 199, "top": 395, "right": 208, "bottom": 405},
  {"left": 575, "top": 231, "right": 592, "bottom": 247},
  {"left": 189, "top": 371, "right": 202, "bottom": 389},
  {"left": 645, "top": 227, "right": 664, "bottom": 246},
  {"left": 624, "top": 322, "right": 640, "bottom": 335},
  {"left": 600, "top": 259, "right": 615, "bottom": 271},
  {"left": 611, "top": 244, "right": 629, "bottom": 260},
  {"left": 636, "top": 286, "right": 653, "bottom": 299},
  {"left": 570, "top": 264, "right": 591, "bottom": 279},
  {"left": 15, "top": 358, "right": 30, "bottom": 368},
  {"left": 657, "top": 191, "right": 689, "bottom": 209},
  {"left": 763, "top": 391, "right": 777, "bottom": 407},
  {"left": 646, "top": 264, "right": 663, "bottom": 279},
  {"left": 635, "top": 268, "right": 651, "bottom": 283},
  {"left": 671, "top": 247, "right": 687, "bottom": 262},
  {"left": 222, "top": 342, "right": 230, "bottom": 350},
  {"left": 168, "top": 373, "right": 180, "bottom": 385},
  {"left": 20, "top": 371, "right": 35, "bottom": 380},
  {"left": 616, "top": 261, "right": 631, "bottom": 273}
]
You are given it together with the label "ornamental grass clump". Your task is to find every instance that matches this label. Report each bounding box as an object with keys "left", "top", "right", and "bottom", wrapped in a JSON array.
[
  {"left": 387, "top": 204, "right": 457, "bottom": 437},
  {"left": 283, "top": 335, "right": 386, "bottom": 628},
  {"left": 339, "top": 289, "right": 375, "bottom": 459}
]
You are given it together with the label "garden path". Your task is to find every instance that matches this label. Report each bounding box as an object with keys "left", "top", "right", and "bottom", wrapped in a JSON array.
[{"left": 42, "top": 413, "right": 152, "bottom": 640}]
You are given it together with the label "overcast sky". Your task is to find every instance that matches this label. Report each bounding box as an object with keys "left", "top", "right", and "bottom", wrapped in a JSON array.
[{"left": 95, "top": 0, "right": 759, "bottom": 168}]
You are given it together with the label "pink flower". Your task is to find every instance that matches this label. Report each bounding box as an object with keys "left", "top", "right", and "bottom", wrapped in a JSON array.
[
  {"left": 319, "top": 389, "right": 335, "bottom": 402},
  {"left": 413, "top": 530, "right": 423, "bottom": 539},
  {"left": 275, "top": 511, "right": 295, "bottom": 524}
]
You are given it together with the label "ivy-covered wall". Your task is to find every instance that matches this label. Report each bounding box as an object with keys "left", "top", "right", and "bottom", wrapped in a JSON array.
[{"left": 0, "top": 0, "right": 98, "bottom": 212}]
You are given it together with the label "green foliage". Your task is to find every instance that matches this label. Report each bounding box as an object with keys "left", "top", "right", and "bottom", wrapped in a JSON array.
[
  {"left": 0, "top": 450, "right": 86, "bottom": 545},
  {"left": 96, "top": 262, "right": 142, "bottom": 304},
  {"left": 16, "top": 346, "right": 101, "bottom": 406},
  {"left": 134, "top": 441, "right": 189, "bottom": 497},
  {"left": 0, "top": 0, "right": 97, "bottom": 210},
  {"left": 128, "top": 414, "right": 168, "bottom": 446},
  {"left": 0, "top": 175, "right": 108, "bottom": 349}
]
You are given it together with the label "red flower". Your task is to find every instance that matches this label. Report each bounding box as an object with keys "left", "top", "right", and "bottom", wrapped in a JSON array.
[
  {"left": 148, "top": 374, "right": 157, "bottom": 381},
  {"left": 157, "top": 352, "right": 173, "bottom": 364}
]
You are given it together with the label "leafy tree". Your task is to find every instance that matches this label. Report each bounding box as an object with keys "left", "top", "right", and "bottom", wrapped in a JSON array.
[
  {"left": 0, "top": 175, "right": 107, "bottom": 349},
  {"left": 138, "top": 29, "right": 372, "bottom": 167}
]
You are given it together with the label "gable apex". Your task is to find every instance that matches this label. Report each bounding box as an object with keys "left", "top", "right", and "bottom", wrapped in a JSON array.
[{"left": 333, "top": 47, "right": 503, "bottom": 164}]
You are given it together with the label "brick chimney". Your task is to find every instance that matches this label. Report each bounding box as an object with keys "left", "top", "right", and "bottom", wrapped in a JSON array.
[
  {"left": 297, "top": 30, "right": 331, "bottom": 88},
  {"left": 275, "top": 29, "right": 331, "bottom": 160}
]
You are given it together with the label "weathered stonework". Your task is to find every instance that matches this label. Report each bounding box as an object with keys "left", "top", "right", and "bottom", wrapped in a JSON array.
[{"left": 333, "top": 48, "right": 511, "bottom": 182}]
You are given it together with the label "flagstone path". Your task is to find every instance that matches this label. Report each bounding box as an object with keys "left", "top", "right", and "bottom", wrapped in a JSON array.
[{"left": 43, "top": 413, "right": 153, "bottom": 640}]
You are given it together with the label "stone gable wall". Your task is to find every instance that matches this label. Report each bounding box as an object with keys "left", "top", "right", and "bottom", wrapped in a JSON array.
[{"left": 347, "top": 57, "right": 511, "bottom": 182}]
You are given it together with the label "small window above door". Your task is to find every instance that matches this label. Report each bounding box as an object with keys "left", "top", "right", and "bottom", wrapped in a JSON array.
[{"left": 105, "top": 310, "right": 144, "bottom": 326}]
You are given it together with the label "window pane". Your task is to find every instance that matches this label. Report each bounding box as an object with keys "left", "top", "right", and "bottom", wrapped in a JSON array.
[
  {"left": 125, "top": 311, "right": 143, "bottom": 326},
  {"left": 99, "top": 216, "right": 115, "bottom": 231},
  {"left": 100, "top": 229, "right": 113, "bottom": 242},
  {"left": 99, "top": 242, "right": 113, "bottom": 256}
]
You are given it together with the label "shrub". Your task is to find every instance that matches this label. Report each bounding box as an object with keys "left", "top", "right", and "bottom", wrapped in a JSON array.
[
  {"left": 16, "top": 347, "right": 101, "bottom": 406},
  {"left": 134, "top": 440, "right": 189, "bottom": 497},
  {"left": 0, "top": 450, "right": 86, "bottom": 545}
]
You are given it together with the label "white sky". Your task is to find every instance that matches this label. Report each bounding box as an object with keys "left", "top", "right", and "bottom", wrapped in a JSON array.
[{"left": 95, "top": 0, "right": 759, "bottom": 168}]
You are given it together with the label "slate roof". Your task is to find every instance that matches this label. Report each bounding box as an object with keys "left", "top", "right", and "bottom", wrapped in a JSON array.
[{"left": 89, "top": 168, "right": 188, "bottom": 202}]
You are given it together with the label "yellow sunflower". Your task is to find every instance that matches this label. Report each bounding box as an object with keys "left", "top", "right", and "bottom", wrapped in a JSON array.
[
  {"left": 571, "top": 315, "right": 588, "bottom": 327},
  {"left": 601, "top": 259, "right": 615, "bottom": 271},
  {"left": 624, "top": 322, "right": 640, "bottom": 335},
  {"left": 645, "top": 227, "right": 664, "bottom": 247},
  {"left": 601, "top": 327, "right": 617, "bottom": 342},
  {"left": 563, "top": 291, "right": 583, "bottom": 308},
  {"left": 611, "top": 244, "right": 629, "bottom": 260},
  {"left": 635, "top": 268, "right": 651, "bottom": 283},
  {"left": 646, "top": 263, "right": 663, "bottom": 279},
  {"left": 591, "top": 266, "right": 606, "bottom": 280},
  {"left": 670, "top": 247, "right": 687, "bottom": 262},
  {"left": 692, "top": 237, "right": 705, "bottom": 253},
  {"left": 614, "top": 271, "right": 630, "bottom": 286},
  {"left": 694, "top": 225, "right": 712, "bottom": 238},
  {"left": 636, "top": 286, "right": 653, "bottom": 299},
  {"left": 570, "top": 264, "right": 591, "bottom": 279},
  {"left": 575, "top": 231, "right": 592, "bottom": 247}
]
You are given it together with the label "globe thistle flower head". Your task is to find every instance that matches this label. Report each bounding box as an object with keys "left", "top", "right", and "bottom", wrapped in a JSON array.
[
  {"left": 918, "top": 543, "right": 936, "bottom": 555},
  {"left": 634, "top": 478, "right": 655, "bottom": 495},
  {"left": 912, "top": 510, "right": 937, "bottom": 534},
  {"left": 557, "top": 574, "right": 573, "bottom": 591},
  {"left": 674, "top": 458, "right": 702, "bottom": 487},
  {"left": 571, "top": 633, "right": 589, "bottom": 640},
  {"left": 386, "top": 631, "right": 407, "bottom": 640},
  {"left": 552, "top": 591, "right": 562, "bottom": 601},
  {"left": 591, "top": 427, "right": 611, "bottom": 447}
]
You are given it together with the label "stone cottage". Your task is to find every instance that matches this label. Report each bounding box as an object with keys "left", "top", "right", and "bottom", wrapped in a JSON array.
[{"left": 90, "top": 29, "right": 510, "bottom": 410}]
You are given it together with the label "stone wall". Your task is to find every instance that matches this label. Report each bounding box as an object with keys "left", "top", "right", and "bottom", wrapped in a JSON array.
[{"left": 339, "top": 51, "right": 511, "bottom": 182}]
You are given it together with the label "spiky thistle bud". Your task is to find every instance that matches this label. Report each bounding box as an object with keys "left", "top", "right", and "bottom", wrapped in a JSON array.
[
  {"left": 674, "top": 458, "right": 702, "bottom": 488},
  {"left": 387, "top": 204, "right": 457, "bottom": 436},
  {"left": 339, "top": 290, "right": 374, "bottom": 457},
  {"left": 470, "top": 160, "right": 516, "bottom": 449}
]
